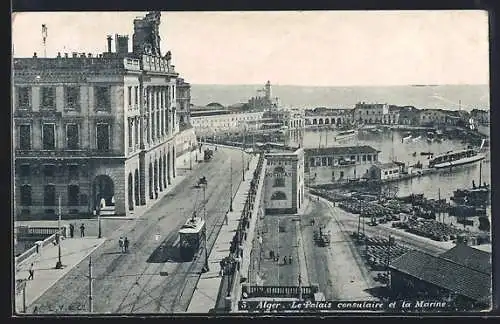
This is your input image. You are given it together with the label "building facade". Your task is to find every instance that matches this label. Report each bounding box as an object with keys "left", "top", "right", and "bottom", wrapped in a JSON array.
[
  {"left": 263, "top": 148, "right": 305, "bottom": 215},
  {"left": 13, "top": 12, "right": 183, "bottom": 219},
  {"left": 368, "top": 162, "right": 401, "bottom": 181},
  {"left": 190, "top": 111, "right": 265, "bottom": 135},
  {"left": 176, "top": 77, "right": 191, "bottom": 127},
  {"left": 354, "top": 102, "right": 400, "bottom": 124},
  {"left": 304, "top": 108, "right": 353, "bottom": 127},
  {"left": 305, "top": 146, "right": 380, "bottom": 185}
]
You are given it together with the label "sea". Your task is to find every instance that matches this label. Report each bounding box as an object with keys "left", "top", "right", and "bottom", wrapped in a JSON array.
[{"left": 190, "top": 84, "right": 489, "bottom": 111}]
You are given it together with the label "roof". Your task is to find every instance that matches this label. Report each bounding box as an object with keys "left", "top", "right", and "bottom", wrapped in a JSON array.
[
  {"left": 305, "top": 145, "right": 379, "bottom": 156},
  {"left": 390, "top": 250, "right": 491, "bottom": 304},
  {"left": 373, "top": 162, "right": 400, "bottom": 169},
  {"left": 439, "top": 245, "right": 491, "bottom": 274}
]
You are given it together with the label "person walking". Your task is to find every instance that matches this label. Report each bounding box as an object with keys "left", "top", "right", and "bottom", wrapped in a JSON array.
[
  {"left": 119, "top": 237, "right": 124, "bottom": 253},
  {"left": 288, "top": 255, "right": 293, "bottom": 264},
  {"left": 283, "top": 256, "right": 288, "bottom": 265},
  {"left": 219, "top": 259, "right": 225, "bottom": 277},
  {"left": 80, "top": 223, "right": 85, "bottom": 237},
  {"left": 124, "top": 237, "right": 129, "bottom": 253},
  {"left": 69, "top": 223, "right": 74, "bottom": 238},
  {"left": 27, "top": 263, "right": 34, "bottom": 280}
]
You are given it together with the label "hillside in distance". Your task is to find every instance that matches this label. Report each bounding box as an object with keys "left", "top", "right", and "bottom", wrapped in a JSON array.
[{"left": 190, "top": 84, "right": 489, "bottom": 111}]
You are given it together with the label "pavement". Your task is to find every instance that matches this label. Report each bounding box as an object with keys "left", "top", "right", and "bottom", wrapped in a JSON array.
[
  {"left": 15, "top": 237, "right": 105, "bottom": 314},
  {"left": 186, "top": 155, "right": 260, "bottom": 313},
  {"left": 20, "top": 147, "right": 250, "bottom": 314}
]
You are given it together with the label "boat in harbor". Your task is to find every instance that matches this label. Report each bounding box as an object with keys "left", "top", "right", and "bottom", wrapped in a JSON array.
[
  {"left": 420, "top": 151, "right": 433, "bottom": 156},
  {"left": 402, "top": 133, "right": 412, "bottom": 142},
  {"left": 428, "top": 148, "right": 485, "bottom": 169},
  {"left": 335, "top": 129, "right": 358, "bottom": 141}
]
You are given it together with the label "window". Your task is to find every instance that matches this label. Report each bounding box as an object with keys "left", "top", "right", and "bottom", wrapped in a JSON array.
[
  {"left": 17, "top": 87, "right": 31, "bottom": 109},
  {"left": 66, "top": 124, "right": 79, "bottom": 149},
  {"left": 65, "top": 86, "right": 80, "bottom": 110},
  {"left": 21, "top": 185, "right": 32, "bottom": 206},
  {"left": 43, "top": 164, "right": 55, "bottom": 179},
  {"left": 128, "top": 119, "right": 133, "bottom": 148},
  {"left": 96, "top": 123, "right": 110, "bottom": 151},
  {"left": 68, "top": 185, "right": 79, "bottom": 206},
  {"left": 384, "top": 171, "right": 388, "bottom": 175},
  {"left": 42, "top": 123, "right": 56, "bottom": 150},
  {"left": 134, "top": 86, "right": 139, "bottom": 106},
  {"left": 68, "top": 165, "right": 79, "bottom": 181},
  {"left": 367, "top": 155, "right": 372, "bottom": 162},
  {"left": 327, "top": 157, "right": 333, "bottom": 166},
  {"left": 40, "top": 87, "right": 56, "bottom": 109},
  {"left": 128, "top": 86, "right": 132, "bottom": 106},
  {"left": 373, "top": 154, "right": 378, "bottom": 161},
  {"left": 135, "top": 120, "right": 139, "bottom": 145},
  {"left": 19, "top": 124, "right": 31, "bottom": 150},
  {"left": 44, "top": 185, "right": 56, "bottom": 206},
  {"left": 340, "top": 171, "right": 344, "bottom": 178},
  {"left": 20, "top": 164, "right": 30, "bottom": 178},
  {"left": 95, "top": 86, "right": 111, "bottom": 111},
  {"left": 362, "top": 155, "right": 366, "bottom": 162}
]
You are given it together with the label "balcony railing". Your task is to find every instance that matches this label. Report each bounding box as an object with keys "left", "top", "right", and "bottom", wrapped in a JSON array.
[{"left": 15, "top": 149, "right": 125, "bottom": 158}]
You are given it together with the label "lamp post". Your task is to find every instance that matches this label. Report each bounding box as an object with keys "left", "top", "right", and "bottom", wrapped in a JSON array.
[
  {"left": 201, "top": 183, "right": 209, "bottom": 273},
  {"left": 55, "top": 196, "right": 63, "bottom": 269},
  {"left": 229, "top": 158, "right": 233, "bottom": 212},
  {"left": 97, "top": 209, "right": 102, "bottom": 239}
]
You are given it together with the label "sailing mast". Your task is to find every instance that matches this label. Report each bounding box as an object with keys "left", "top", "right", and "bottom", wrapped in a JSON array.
[{"left": 438, "top": 188, "right": 441, "bottom": 223}]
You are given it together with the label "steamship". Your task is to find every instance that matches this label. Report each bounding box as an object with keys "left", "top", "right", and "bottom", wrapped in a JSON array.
[{"left": 428, "top": 148, "right": 485, "bottom": 169}]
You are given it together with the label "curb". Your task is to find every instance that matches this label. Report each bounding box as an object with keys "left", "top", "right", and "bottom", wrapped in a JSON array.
[{"left": 22, "top": 239, "right": 106, "bottom": 311}]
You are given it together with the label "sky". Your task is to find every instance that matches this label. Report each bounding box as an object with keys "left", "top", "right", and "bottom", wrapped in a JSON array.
[{"left": 12, "top": 11, "right": 489, "bottom": 87}]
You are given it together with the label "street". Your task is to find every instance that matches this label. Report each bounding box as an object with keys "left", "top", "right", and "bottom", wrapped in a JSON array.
[{"left": 29, "top": 147, "right": 249, "bottom": 314}]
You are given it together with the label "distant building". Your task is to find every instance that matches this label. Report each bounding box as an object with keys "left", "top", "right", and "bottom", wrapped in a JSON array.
[
  {"left": 190, "top": 110, "right": 264, "bottom": 135},
  {"left": 263, "top": 148, "right": 305, "bottom": 215},
  {"left": 13, "top": 11, "right": 182, "bottom": 219},
  {"left": 418, "top": 109, "right": 447, "bottom": 126},
  {"left": 304, "top": 107, "right": 354, "bottom": 127},
  {"left": 305, "top": 146, "right": 380, "bottom": 184},
  {"left": 390, "top": 245, "right": 491, "bottom": 309},
  {"left": 176, "top": 78, "right": 191, "bottom": 128},
  {"left": 353, "top": 102, "right": 392, "bottom": 124},
  {"left": 398, "top": 106, "right": 420, "bottom": 125}
]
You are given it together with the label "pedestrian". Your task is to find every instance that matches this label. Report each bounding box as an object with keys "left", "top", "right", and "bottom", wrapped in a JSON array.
[
  {"left": 69, "top": 223, "right": 74, "bottom": 238},
  {"left": 269, "top": 250, "right": 274, "bottom": 260},
  {"left": 224, "top": 212, "right": 228, "bottom": 225},
  {"left": 80, "top": 223, "right": 85, "bottom": 237},
  {"left": 275, "top": 254, "right": 279, "bottom": 262},
  {"left": 283, "top": 256, "right": 288, "bottom": 265},
  {"left": 124, "top": 237, "right": 129, "bottom": 253},
  {"left": 27, "top": 263, "right": 34, "bottom": 280},
  {"left": 119, "top": 237, "right": 124, "bottom": 253},
  {"left": 219, "top": 259, "right": 225, "bottom": 277},
  {"left": 288, "top": 256, "right": 293, "bottom": 264}
]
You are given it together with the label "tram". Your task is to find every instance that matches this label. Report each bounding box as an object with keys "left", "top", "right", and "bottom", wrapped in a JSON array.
[{"left": 178, "top": 216, "right": 207, "bottom": 261}]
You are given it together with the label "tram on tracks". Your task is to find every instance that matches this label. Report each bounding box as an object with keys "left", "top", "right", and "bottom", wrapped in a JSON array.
[{"left": 178, "top": 216, "right": 207, "bottom": 261}]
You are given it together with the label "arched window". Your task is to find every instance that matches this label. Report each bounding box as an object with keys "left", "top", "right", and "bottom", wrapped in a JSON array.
[
  {"left": 273, "top": 166, "right": 285, "bottom": 187},
  {"left": 271, "top": 191, "right": 287, "bottom": 200}
]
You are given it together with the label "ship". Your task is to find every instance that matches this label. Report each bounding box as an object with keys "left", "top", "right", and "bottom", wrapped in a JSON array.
[
  {"left": 335, "top": 129, "right": 358, "bottom": 141},
  {"left": 428, "top": 148, "right": 485, "bottom": 169}
]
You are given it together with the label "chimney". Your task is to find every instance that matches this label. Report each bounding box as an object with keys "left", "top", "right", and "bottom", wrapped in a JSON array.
[
  {"left": 98, "top": 54, "right": 103, "bottom": 58},
  {"left": 57, "top": 52, "right": 61, "bottom": 58},
  {"left": 80, "top": 53, "right": 86, "bottom": 58},
  {"left": 107, "top": 35, "right": 112, "bottom": 53},
  {"left": 88, "top": 53, "right": 92, "bottom": 58},
  {"left": 33, "top": 52, "right": 37, "bottom": 58},
  {"left": 72, "top": 52, "right": 78, "bottom": 58},
  {"left": 64, "top": 53, "right": 69, "bottom": 58}
]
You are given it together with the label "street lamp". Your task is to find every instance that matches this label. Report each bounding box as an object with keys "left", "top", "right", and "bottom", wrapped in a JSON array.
[
  {"left": 229, "top": 158, "right": 233, "bottom": 212},
  {"left": 201, "top": 183, "right": 209, "bottom": 273},
  {"left": 55, "top": 195, "right": 63, "bottom": 269}
]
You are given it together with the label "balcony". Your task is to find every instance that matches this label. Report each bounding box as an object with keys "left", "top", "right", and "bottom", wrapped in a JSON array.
[{"left": 15, "top": 149, "right": 125, "bottom": 159}]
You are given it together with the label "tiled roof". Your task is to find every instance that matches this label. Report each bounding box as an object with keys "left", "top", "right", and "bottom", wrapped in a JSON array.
[
  {"left": 305, "top": 145, "right": 379, "bottom": 156},
  {"left": 439, "top": 245, "right": 491, "bottom": 274},
  {"left": 390, "top": 250, "right": 491, "bottom": 303}
]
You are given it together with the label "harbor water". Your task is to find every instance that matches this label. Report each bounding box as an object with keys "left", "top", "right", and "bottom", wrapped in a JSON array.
[{"left": 288, "top": 129, "right": 491, "bottom": 201}]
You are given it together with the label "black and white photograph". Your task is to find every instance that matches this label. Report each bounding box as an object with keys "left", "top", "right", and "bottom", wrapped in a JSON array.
[{"left": 12, "top": 10, "right": 492, "bottom": 314}]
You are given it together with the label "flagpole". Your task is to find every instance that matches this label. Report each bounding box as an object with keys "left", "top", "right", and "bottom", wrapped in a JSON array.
[{"left": 42, "top": 24, "right": 48, "bottom": 58}]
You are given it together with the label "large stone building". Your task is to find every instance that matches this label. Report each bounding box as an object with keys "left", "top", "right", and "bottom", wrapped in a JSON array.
[
  {"left": 304, "top": 107, "right": 354, "bottom": 128},
  {"left": 263, "top": 148, "right": 305, "bottom": 215},
  {"left": 190, "top": 110, "right": 265, "bottom": 136},
  {"left": 13, "top": 11, "right": 185, "bottom": 219},
  {"left": 176, "top": 77, "right": 191, "bottom": 127}
]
